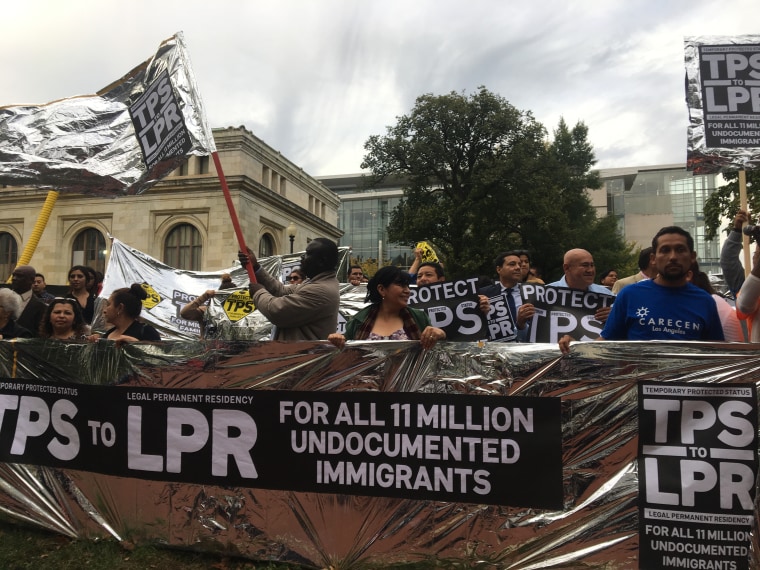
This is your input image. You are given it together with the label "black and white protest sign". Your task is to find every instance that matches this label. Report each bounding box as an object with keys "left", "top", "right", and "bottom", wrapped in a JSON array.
[
  {"left": 408, "top": 278, "right": 487, "bottom": 342},
  {"left": 0, "top": 379, "right": 562, "bottom": 509},
  {"left": 521, "top": 284, "right": 614, "bottom": 343},
  {"left": 129, "top": 70, "right": 193, "bottom": 170},
  {"left": 698, "top": 43, "right": 760, "bottom": 149},
  {"left": 336, "top": 312, "right": 347, "bottom": 334},
  {"left": 485, "top": 293, "right": 517, "bottom": 342},
  {"left": 685, "top": 36, "right": 760, "bottom": 173},
  {"left": 638, "top": 382, "right": 758, "bottom": 570},
  {"left": 169, "top": 289, "right": 204, "bottom": 335}
]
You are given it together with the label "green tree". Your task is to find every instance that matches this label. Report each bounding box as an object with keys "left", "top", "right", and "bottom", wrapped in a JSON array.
[
  {"left": 703, "top": 170, "right": 760, "bottom": 240},
  {"left": 362, "top": 88, "right": 632, "bottom": 281}
]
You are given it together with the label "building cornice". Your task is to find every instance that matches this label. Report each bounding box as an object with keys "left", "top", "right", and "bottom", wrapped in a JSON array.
[{"left": 213, "top": 126, "right": 340, "bottom": 207}]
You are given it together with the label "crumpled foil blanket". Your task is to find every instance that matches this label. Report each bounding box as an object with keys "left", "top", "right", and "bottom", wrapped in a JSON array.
[{"left": 0, "top": 338, "right": 757, "bottom": 569}]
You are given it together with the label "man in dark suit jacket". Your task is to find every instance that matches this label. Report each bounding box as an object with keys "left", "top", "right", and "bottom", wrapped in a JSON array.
[
  {"left": 11, "top": 265, "right": 47, "bottom": 337},
  {"left": 479, "top": 250, "right": 536, "bottom": 342}
]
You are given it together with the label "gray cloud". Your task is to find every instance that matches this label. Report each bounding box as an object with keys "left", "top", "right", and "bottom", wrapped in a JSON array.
[{"left": 1, "top": 0, "right": 758, "bottom": 175}]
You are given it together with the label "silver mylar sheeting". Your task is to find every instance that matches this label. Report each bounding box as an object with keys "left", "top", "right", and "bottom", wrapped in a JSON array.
[
  {"left": 0, "top": 338, "right": 758, "bottom": 568},
  {"left": 91, "top": 238, "right": 355, "bottom": 340},
  {"left": 0, "top": 32, "right": 215, "bottom": 196},
  {"left": 685, "top": 35, "right": 760, "bottom": 173}
]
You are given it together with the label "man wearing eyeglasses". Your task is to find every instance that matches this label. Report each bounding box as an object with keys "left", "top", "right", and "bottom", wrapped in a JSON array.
[
  {"left": 548, "top": 249, "right": 612, "bottom": 294},
  {"left": 547, "top": 249, "right": 614, "bottom": 322},
  {"left": 239, "top": 238, "right": 340, "bottom": 341}
]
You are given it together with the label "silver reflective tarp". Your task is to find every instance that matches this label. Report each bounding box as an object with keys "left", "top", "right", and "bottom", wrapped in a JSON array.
[
  {"left": 92, "top": 238, "right": 356, "bottom": 340},
  {"left": 0, "top": 338, "right": 758, "bottom": 568},
  {"left": 0, "top": 32, "right": 215, "bottom": 196}
]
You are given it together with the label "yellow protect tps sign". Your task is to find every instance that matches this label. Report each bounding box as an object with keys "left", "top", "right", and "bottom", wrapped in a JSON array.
[
  {"left": 223, "top": 290, "right": 255, "bottom": 322},
  {"left": 416, "top": 241, "right": 439, "bottom": 263},
  {"left": 140, "top": 283, "right": 161, "bottom": 309}
]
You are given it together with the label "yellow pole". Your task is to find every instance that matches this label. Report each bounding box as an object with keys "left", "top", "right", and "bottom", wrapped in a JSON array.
[
  {"left": 739, "top": 170, "right": 750, "bottom": 277},
  {"left": 7, "top": 190, "right": 59, "bottom": 282}
]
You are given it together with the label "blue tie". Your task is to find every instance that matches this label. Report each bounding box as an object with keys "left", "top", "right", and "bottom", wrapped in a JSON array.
[{"left": 505, "top": 287, "right": 517, "bottom": 324}]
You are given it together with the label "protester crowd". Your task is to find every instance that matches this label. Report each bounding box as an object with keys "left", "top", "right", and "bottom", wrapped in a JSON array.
[
  {"left": 236, "top": 225, "right": 744, "bottom": 351},
  {"left": 4, "top": 219, "right": 758, "bottom": 351},
  {"left": 0, "top": 261, "right": 156, "bottom": 343}
]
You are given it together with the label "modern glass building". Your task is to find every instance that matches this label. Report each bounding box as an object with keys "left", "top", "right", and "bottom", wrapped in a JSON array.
[
  {"left": 595, "top": 164, "right": 722, "bottom": 275},
  {"left": 320, "top": 164, "right": 725, "bottom": 276},
  {"left": 317, "top": 174, "right": 414, "bottom": 268}
]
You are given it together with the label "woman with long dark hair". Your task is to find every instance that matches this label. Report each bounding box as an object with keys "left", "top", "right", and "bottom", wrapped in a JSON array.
[
  {"left": 39, "top": 298, "right": 90, "bottom": 340},
  {"left": 65, "top": 265, "right": 97, "bottom": 324},
  {"left": 598, "top": 269, "right": 618, "bottom": 290},
  {"left": 100, "top": 284, "right": 161, "bottom": 342},
  {"left": 328, "top": 265, "right": 445, "bottom": 349}
]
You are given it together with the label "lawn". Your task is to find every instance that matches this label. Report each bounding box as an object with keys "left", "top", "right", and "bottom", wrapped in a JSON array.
[
  {"left": 0, "top": 521, "right": 297, "bottom": 570},
  {"left": 0, "top": 522, "right": 447, "bottom": 569}
]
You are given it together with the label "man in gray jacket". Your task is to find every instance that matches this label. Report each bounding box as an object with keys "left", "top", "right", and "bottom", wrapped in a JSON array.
[{"left": 240, "top": 238, "right": 340, "bottom": 340}]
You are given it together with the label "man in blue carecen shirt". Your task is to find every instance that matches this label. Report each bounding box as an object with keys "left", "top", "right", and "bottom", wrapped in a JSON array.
[{"left": 559, "top": 226, "right": 724, "bottom": 353}]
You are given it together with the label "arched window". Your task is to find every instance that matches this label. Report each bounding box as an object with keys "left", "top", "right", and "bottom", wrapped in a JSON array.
[
  {"left": 0, "top": 233, "right": 18, "bottom": 281},
  {"left": 164, "top": 223, "right": 202, "bottom": 270},
  {"left": 72, "top": 228, "right": 106, "bottom": 274},
  {"left": 259, "top": 233, "right": 274, "bottom": 257}
]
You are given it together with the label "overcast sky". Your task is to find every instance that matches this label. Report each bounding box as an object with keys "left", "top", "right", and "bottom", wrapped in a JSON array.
[{"left": 1, "top": 1, "right": 757, "bottom": 176}]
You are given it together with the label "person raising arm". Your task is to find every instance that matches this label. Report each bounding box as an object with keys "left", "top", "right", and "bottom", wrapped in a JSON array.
[{"left": 239, "top": 238, "right": 340, "bottom": 341}]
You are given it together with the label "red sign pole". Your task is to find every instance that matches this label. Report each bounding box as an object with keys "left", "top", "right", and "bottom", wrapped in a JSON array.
[{"left": 211, "top": 151, "right": 257, "bottom": 283}]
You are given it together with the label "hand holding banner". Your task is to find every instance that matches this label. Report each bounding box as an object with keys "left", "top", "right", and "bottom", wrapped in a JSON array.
[
  {"left": 408, "top": 278, "right": 487, "bottom": 342},
  {"left": 521, "top": 283, "right": 614, "bottom": 343}
]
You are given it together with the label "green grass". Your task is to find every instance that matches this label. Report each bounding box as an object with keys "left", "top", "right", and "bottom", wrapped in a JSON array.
[
  {"left": 0, "top": 522, "right": 297, "bottom": 570},
  {"left": 0, "top": 521, "right": 456, "bottom": 569}
]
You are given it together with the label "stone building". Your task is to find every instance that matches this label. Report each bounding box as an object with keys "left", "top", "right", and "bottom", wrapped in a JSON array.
[{"left": 0, "top": 126, "right": 341, "bottom": 284}]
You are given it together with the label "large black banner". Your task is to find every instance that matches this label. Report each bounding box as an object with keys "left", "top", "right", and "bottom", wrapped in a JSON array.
[
  {"left": 638, "top": 382, "right": 758, "bottom": 570},
  {"left": 0, "top": 378, "right": 562, "bottom": 509},
  {"left": 408, "top": 278, "right": 487, "bottom": 342},
  {"left": 521, "top": 284, "right": 614, "bottom": 343}
]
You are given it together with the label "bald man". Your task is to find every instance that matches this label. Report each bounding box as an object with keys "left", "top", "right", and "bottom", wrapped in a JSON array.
[{"left": 547, "top": 248, "right": 614, "bottom": 322}]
